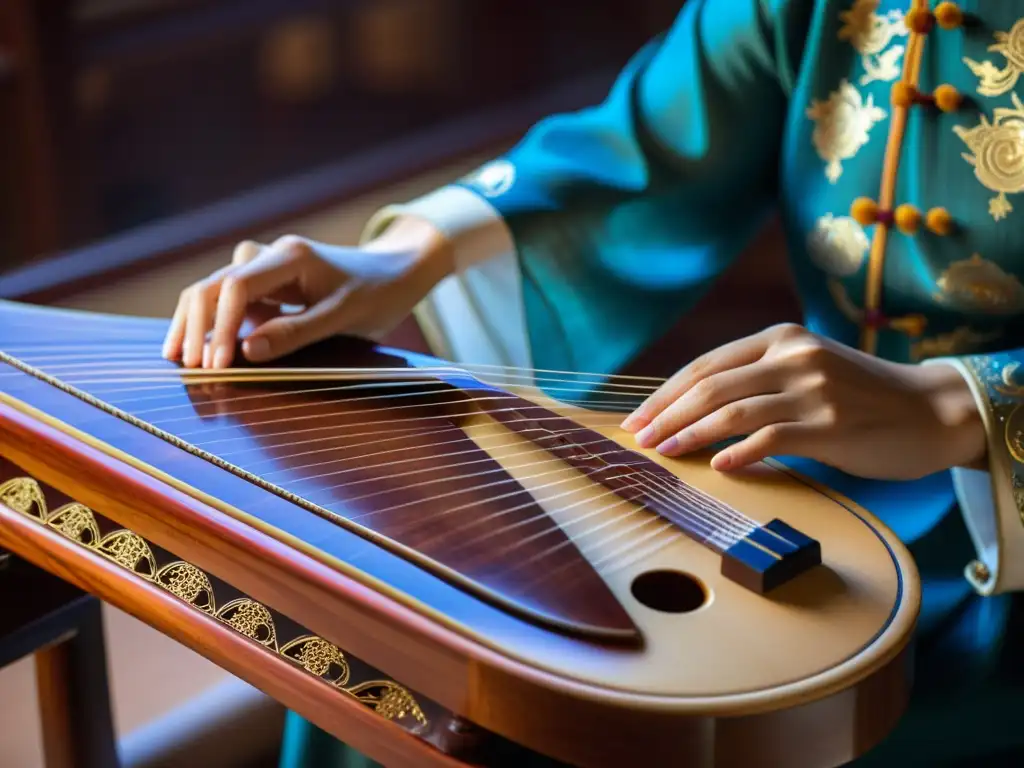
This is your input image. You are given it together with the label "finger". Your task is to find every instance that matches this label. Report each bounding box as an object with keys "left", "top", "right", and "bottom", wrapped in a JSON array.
[
  {"left": 208, "top": 246, "right": 307, "bottom": 368},
  {"left": 232, "top": 239, "right": 263, "bottom": 266},
  {"left": 242, "top": 288, "right": 346, "bottom": 362},
  {"left": 235, "top": 240, "right": 300, "bottom": 304},
  {"left": 710, "top": 422, "right": 811, "bottom": 471},
  {"left": 622, "top": 334, "right": 772, "bottom": 433},
  {"left": 162, "top": 288, "right": 191, "bottom": 360},
  {"left": 181, "top": 266, "right": 232, "bottom": 368},
  {"left": 654, "top": 394, "right": 797, "bottom": 457},
  {"left": 634, "top": 360, "right": 780, "bottom": 449}
]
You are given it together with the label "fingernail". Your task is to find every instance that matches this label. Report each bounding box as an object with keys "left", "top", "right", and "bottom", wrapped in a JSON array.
[
  {"left": 656, "top": 436, "right": 678, "bottom": 455},
  {"left": 213, "top": 346, "right": 232, "bottom": 369},
  {"left": 161, "top": 340, "right": 173, "bottom": 360},
  {"left": 635, "top": 425, "right": 656, "bottom": 448},
  {"left": 621, "top": 413, "right": 648, "bottom": 433},
  {"left": 244, "top": 336, "right": 270, "bottom": 361},
  {"left": 202, "top": 344, "right": 212, "bottom": 368}
]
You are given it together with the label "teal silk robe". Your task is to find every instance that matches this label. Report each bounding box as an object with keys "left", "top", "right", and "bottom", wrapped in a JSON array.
[{"left": 284, "top": 1, "right": 1024, "bottom": 765}]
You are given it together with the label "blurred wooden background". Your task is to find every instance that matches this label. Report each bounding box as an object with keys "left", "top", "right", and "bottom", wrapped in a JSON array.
[{"left": 0, "top": 0, "right": 680, "bottom": 276}]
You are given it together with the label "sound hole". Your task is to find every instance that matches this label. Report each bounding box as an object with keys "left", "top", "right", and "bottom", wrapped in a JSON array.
[{"left": 630, "top": 570, "right": 706, "bottom": 614}]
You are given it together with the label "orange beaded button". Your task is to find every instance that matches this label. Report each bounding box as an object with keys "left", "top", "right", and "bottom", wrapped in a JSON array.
[
  {"left": 894, "top": 204, "right": 921, "bottom": 234},
  {"left": 851, "top": 197, "right": 880, "bottom": 226},
  {"left": 905, "top": 7, "right": 934, "bottom": 34},
  {"left": 934, "top": 2, "right": 963, "bottom": 30},
  {"left": 925, "top": 207, "right": 954, "bottom": 235},
  {"left": 933, "top": 84, "right": 962, "bottom": 112},
  {"left": 891, "top": 82, "right": 916, "bottom": 108}
]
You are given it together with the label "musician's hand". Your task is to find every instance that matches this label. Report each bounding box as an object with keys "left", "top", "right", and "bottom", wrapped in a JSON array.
[
  {"left": 619, "top": 324, "right": 987, "bottom": 480},
  {"left": 161, "top": 217, "right": 451, "bottom": 368}
]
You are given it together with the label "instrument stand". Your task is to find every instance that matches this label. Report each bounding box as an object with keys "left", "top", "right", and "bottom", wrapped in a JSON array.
[{"left": 0, "top": 555, "right": 119, "bottom": 768}]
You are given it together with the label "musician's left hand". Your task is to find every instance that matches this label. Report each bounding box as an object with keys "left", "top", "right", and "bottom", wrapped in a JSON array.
[{"left": 619, "top": 324, "right": 987, "bottom": 480}]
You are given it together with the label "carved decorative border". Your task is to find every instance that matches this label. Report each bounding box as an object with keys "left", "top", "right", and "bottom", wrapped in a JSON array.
[{"left": 0, "top": 476, "right": 427, "bottom": 727}]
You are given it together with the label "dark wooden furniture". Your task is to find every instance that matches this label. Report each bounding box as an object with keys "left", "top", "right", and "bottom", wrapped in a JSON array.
[
  {"left": 0, "top": 0, "right": 682, "bottom": 284},
  {"left": 0, "top": 554, "right": 119, "bottom": 768}
]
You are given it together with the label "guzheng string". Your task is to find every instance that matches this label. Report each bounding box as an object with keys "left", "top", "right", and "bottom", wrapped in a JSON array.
[
  {"left": 0, "top": 344, "right": 769, "bottom": 572},
  {"left": 0, "top": 351, "right": 758, "bottom": 543}
]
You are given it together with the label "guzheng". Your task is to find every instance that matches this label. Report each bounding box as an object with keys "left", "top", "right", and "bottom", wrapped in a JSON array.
[{"left": 0, "top": 299, "right": 920, "bottom": 768}]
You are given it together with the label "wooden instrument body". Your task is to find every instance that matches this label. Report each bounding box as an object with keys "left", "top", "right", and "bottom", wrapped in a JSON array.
[{"left": 0, "top": 301, "right": 920, "bottom": 768}]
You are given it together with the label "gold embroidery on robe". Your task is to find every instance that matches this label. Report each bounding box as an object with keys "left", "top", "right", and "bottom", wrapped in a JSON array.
[
  {"left": 838, "top": 0, "right": 908, "bottom": 85},
  {"left": 911, "top": 327, "right": 1003, "bottom": 362},
  {"left": 964, "top": 358, "right": 1024, "bottom": 518},
  {"left": 986, "top": 364, "right": 1024, "bottom": 470},
  {"left": 964, "top": 18, "right": 1024, "bottom": 98},
  {"left": 807, "top": 80, "right": 887, "bottom": 183},
  {"left": 934, "top": 255, "right": 1024, "bottom": 314},
  {"left": 826, "top": 278, "right": 863, "bottom": 324},
  {"left": 808, "top": 214, "right": 870, "bottom": 276},
  {"left": 954, "top": 93, "right": 1024, "bottom": 221}
]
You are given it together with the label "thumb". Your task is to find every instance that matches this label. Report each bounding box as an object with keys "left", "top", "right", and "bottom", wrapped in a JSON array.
[{"left": 241, "top": 291, "right": 345, "bottom": 362}]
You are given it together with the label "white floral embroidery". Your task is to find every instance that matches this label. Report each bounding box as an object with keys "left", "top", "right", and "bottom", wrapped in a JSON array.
[
  {"left": 838, "top": 0, "right": 908, "bottom": 85},
  {"left": 462, "top": 159, "right": 516, "bottom": 198},
  {"left": 807, "top": 214, "right": 870, "bottom": 276},
  {"left": 806, "top": 80, "right": 888, "bottom": 183}
]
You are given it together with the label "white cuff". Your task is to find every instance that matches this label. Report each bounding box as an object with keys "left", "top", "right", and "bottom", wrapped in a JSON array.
[
  {"left": 361, "top": 185, "right": 514, "bottom": 273},
  {"left": 360, "top": 185, "right": 533, "bottom": 374},
  {"left": 929, "top": 357, "right": 1024, "bottom": 595}
]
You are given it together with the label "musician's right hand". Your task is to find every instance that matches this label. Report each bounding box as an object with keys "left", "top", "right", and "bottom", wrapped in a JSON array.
[{"left": 161, "top": 216, "right": 452, "bottom": 368}]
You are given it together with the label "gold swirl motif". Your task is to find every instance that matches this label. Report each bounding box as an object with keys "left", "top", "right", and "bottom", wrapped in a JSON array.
[
  {"left": 0, "top": 477, "right": 427, "bottom": 727},
  {"left": 997, "top": 361, "right": 1024, "bottom": 397},
  {"left": 838, "top": 0, "right": 907, "bottom": 85},
  {"left": 962, "top": 358, "right": 1024, "bottom": 529},
  {"left": 807, "top": 79, "right": 887, "bottom": 183},
  {"left": 954, "top": 92, "right": 1024, "bottom": 221},
  {"left": 964, "top": 18, "right": 1024, "bottom": 98},
  {"left": 934, "top": 254, "right": 1024, "bottom": 314},
  {"left": 1005, "top": 404, "right": 1024, "bottom": 464}
]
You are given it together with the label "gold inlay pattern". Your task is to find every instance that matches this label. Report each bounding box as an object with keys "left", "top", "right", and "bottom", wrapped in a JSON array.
[
  {"left": 0, "top": 476, "right": 427, "bottom": 727},
  {"left": 954, "top": 93, "right": 1024, "bottom": 221},
  {"left": 838, "top": 0, "right": 908, "bottom": 85},
  {"left": 964, "top": 18, "right": 1024, "bottom": 98},
  {"left": 807, "top": 79, "right": 888, "bottom": 183}
]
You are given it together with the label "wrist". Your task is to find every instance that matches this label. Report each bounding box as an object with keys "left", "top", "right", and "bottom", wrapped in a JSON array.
[
  {"left": 364, "top": 215, "right": 455, "bottom": 285},
  {"left": 917, "top": 361, "right": 988, "bottom": 471}
]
